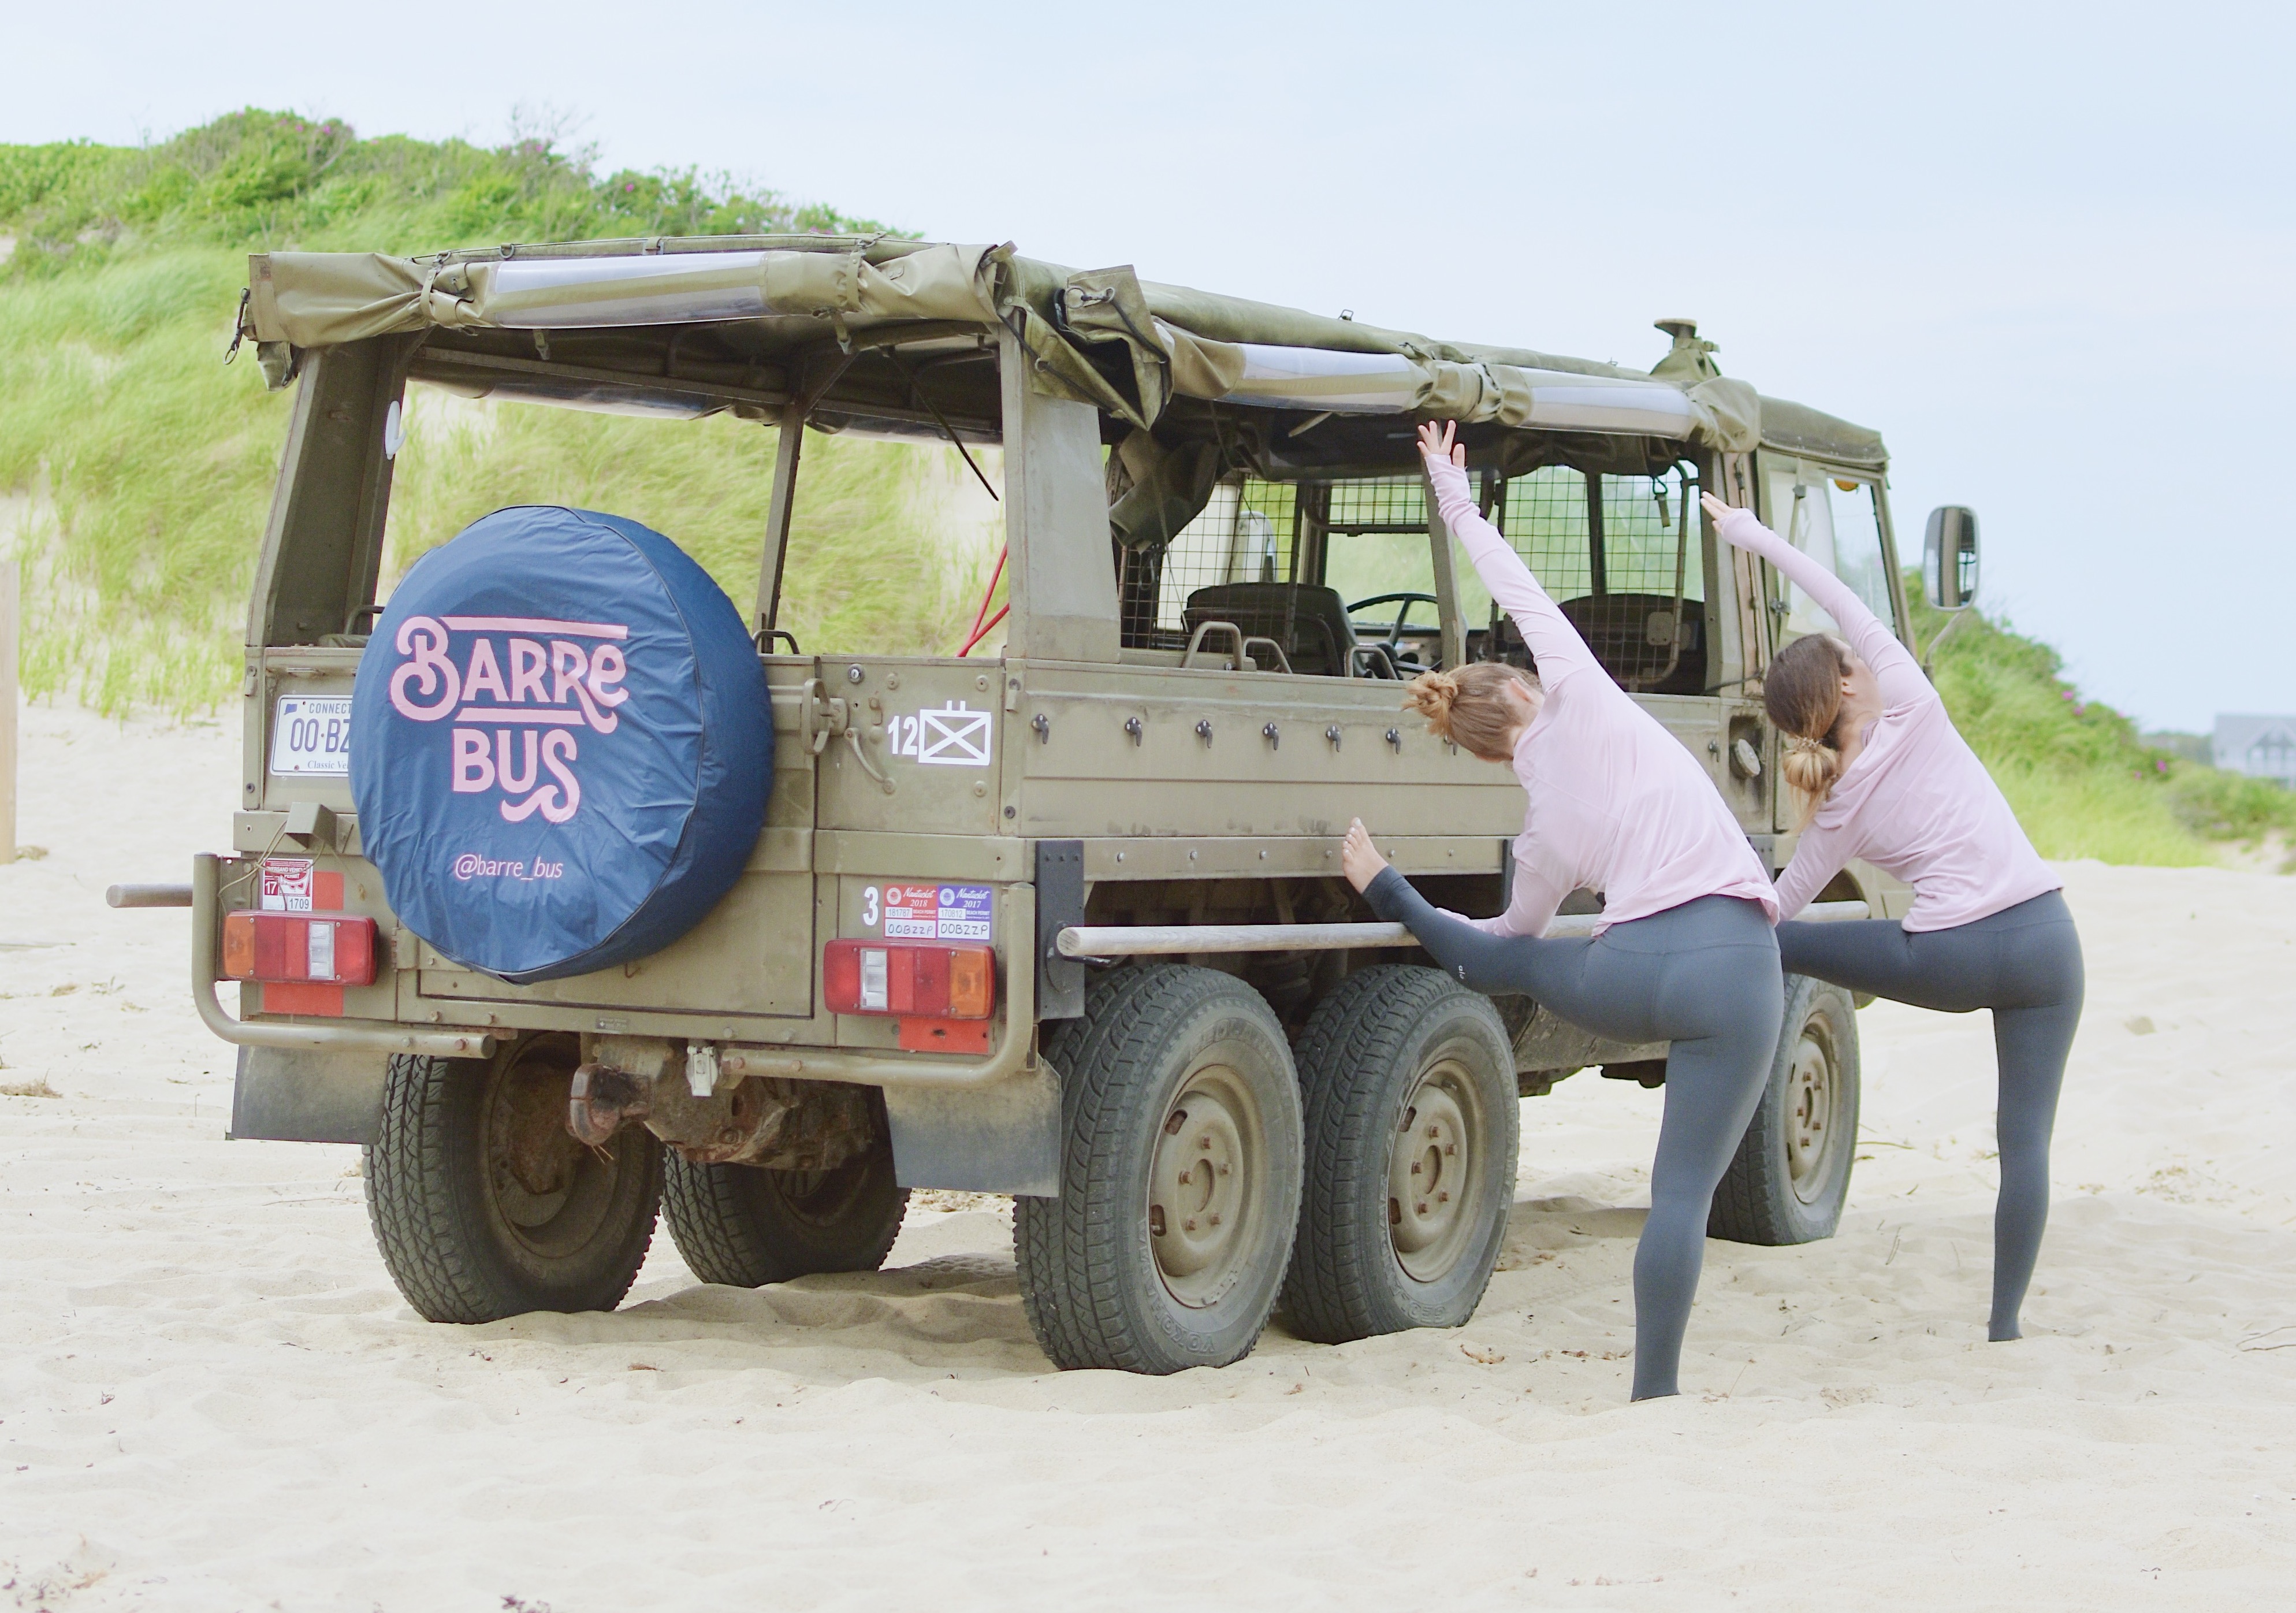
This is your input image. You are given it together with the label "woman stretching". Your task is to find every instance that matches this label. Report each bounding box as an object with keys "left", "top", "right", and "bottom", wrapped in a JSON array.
[
  {"left": 1700, "top": 490, "right": 2082, "bottom": 1342},
  {"left": 1339, "top": 421, "right": 1784, "bottom": 1401}
]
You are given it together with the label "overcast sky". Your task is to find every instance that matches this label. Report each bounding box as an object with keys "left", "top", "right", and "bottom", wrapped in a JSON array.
[{"left": 12, "top": 1, "right": 2290, "bottom": 731}]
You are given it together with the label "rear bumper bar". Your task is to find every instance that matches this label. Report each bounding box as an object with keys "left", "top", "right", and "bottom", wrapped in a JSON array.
[
  {"left": 185, "top": 854, "right": 1040, "bottom": 1088},
  {"left": 189, "top": 854, "right": 497, "bottom": 1060}
]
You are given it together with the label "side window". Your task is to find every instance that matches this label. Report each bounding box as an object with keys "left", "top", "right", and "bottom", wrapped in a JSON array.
[
  {"left": 1763, "top": 467, "right": 1894, "bottom": 645},
  {"left": 1129, "top": 479, "right": 1298, "bottom": 645},
  {"left": 1493, "top": 463, "right": 1705, "bottom": 691},
  {"left": 1320, "top": 477, "right": 1486, "bottom": 668}
]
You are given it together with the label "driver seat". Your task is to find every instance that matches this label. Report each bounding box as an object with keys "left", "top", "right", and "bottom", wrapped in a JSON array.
[{"left": 1183, "top": 583, "right": 1382, "bottom": 677}]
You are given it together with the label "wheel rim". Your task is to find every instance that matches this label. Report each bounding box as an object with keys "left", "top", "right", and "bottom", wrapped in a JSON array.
[
  {"left": 483, "top": 1040, "right": 628, "bottom": 1259},
  {"left": 764, "top": 1155, "right": 875, "bottom": 1229},
  {"left": 1147, "top": 1057, "right": 1266, "bottom": 1309},
  {"left": 1386, "top": 1049, "right": 1487, "bottom": 1284},
  {"left": 1784, "top": 1024, "right": 1838, "bottom": 1205}
]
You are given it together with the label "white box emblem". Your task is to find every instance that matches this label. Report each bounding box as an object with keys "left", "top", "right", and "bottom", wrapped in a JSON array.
[{"left": 917, "top": 701, "right": 992, "bottom": 767}]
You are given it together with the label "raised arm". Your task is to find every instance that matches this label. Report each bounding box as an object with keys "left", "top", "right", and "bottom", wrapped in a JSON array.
[
  {"left": 1454, "top": 843, "right": 1567, "bottom": 940},
  {"left": 1703, "top": 495, "right": 1928, "bottom": 707},
  {"left": 1419, "top": 422, "right": 1597, "bottom": 686},
  {"left": 1769, "top": 824, "right": 1849, "bottom": 923}
]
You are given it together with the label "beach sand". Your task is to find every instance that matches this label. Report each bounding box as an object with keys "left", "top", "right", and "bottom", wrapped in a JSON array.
[{"left": 2, "top": 697, "right": 2293, "bottom": 1610}]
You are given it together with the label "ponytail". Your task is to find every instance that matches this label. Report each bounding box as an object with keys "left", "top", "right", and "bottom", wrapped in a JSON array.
[{"left": 1764, "top": 633, "right": 1855, "bottom": 826}]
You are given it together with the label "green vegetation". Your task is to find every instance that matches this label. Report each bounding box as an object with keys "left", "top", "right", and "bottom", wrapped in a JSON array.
[
  {"left": 1, "top": 111, "right": 2287, "bottom": 867},
  {"left": 1906, "top": 592, "right": 2296, "bottom": 867},
  {"left": 0, "top": 108, "right": 893, "bottom": 274},
  {"left": 0, "top": 110, "right": 992, "bottom": 712}
]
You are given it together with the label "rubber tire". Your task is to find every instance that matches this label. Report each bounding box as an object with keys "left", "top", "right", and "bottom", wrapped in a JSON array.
[
  {"left": 661, "top": 1118, "right": 909, "bottom": 1288},
  {"left": 364, "top": 1043, "right": 662, "bottom": 1322},
  {"left": 1282, "top": 965, "right": 1519, "bottom": 1343},
  {"left": 1707, "top": 974, "right": 1862, "bottom": 1246},
  {"left": 1014, "top": 965, "right": 1305, "bottom": 1374}
]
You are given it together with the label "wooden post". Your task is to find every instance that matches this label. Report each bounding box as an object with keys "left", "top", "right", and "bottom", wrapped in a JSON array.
[{"left": 0, "top": 559, "right": 16, "bottom": 864}]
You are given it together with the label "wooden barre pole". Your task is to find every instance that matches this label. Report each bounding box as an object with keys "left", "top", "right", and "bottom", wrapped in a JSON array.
[{"left": 1058, "top": 901, "right": 1871, "bottom": 957}]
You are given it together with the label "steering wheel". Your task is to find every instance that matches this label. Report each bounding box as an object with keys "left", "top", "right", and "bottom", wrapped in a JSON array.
[{"left": 1347, "top": 592, "right": 1441, "bottom": 671}]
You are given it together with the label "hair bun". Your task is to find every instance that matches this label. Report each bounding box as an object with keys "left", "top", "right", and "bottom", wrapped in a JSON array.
[{"left": 1402, "top": 669, "right": 1463, "bottom": 732}]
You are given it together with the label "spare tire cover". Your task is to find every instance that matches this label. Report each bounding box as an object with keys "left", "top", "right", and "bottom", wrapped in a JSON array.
[{"left": 351, "top": 506, "right": 771, "bottom": 984}]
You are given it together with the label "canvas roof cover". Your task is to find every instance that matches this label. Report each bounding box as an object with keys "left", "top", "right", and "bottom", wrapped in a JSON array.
[{"left": 244, "top": 236, "right": 1887, "bottom": 469}]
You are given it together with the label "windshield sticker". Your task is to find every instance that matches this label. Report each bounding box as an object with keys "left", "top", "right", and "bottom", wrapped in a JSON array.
[
  {"left": 876, "top": 883, "right": 994, "bottom": 941},
  {"left": 883, "top": 883, "right": 942, "bottom": 938},
  {"left": 936, "top": 884, "right": 994, "bottom": 941},
  {"left": 259, "top": 858, "right": 315, "bottom": 912}
]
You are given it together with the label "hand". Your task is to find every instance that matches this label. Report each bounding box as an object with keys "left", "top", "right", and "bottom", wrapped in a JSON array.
[
  {"left": 1416, "top": 419, "right": 1465, "bottom": 470},
  {"left": 1699, "top": 492, "right": 1741, "bottom": 533},
  {"left": 1341, "top": 818, "right": 1390, "bottom": 893}
]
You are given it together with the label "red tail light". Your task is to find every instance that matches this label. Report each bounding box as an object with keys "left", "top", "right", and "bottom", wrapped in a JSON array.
[
  {"left": 221, "top": 911, "right": 379, "bottom": 986},
  {"left": 824, "top": 939, "right": 996, "bottom": 1019}
]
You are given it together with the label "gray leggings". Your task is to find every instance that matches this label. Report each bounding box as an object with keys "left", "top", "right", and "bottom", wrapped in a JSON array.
[
  {"left": 1364, "top": 869, "right": 1783, "bottom": 1400},
  {"left": 1777, "top": 889, "right": 2083, "bottom": 1341}
]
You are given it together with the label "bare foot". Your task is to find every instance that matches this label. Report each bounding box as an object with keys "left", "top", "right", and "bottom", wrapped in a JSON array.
[{"left": 1341, "top": 818, "right": 1389, "bottom": 893}]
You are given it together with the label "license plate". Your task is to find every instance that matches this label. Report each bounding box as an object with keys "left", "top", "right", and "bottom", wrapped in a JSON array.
[{"left": 271, "top": 696, "right": 352, "bottom": 775}]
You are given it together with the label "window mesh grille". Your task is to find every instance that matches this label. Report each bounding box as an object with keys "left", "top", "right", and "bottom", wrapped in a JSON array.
[
  {"left": 1123, "top": 461, "right": 1703, "bottom": 690},
  {"left": 1141, "top": 481, "right": 1300, "bottom": 635}
]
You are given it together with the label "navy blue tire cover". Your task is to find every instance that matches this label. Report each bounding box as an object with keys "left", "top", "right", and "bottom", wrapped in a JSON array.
[{"left": 351, "top": 506, "right": 771, "bottom": 984}]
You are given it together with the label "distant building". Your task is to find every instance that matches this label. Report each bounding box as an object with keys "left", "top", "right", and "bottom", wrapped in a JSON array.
[{"left": 2213, "top": 715, "right": 2296, "bottom": 786}]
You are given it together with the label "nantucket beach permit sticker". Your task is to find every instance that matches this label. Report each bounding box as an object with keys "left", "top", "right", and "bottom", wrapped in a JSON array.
[{"left": 873, "top": 883, "right": 995, "bottom": 941}]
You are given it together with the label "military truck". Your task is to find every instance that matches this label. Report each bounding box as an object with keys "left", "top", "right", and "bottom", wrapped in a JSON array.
[{"left": 122, "top": 237, "right": 1974, "bottom": 1376}]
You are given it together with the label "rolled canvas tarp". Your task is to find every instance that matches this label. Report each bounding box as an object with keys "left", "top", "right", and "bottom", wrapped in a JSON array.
[
  {"left": 247, "top": 240, "right": 1866, "bottom": 461},
  {"left": 248, "top": 241, "right": 1000, "bottom": 345}
]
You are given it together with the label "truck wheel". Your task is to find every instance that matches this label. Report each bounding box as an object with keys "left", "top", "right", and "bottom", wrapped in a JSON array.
[
  {"left": 1282, "top": 966, "right": 1519, "bottom": 1343},
  {"left": 364, "top": 1039, "right": 661, "bottom": 1322},
  {"left": 1014, "top": 965, "right": 1304, "bottom": 1374},
  {"left": 661, "top": 1124, "right": 909, "bottom": 1288},
  {"left": 1707, "top": 975, "right": 1861, "bottom": 1245}
]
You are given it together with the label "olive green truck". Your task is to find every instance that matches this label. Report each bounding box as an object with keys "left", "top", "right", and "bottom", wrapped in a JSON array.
[{"left": 112, "top": 237, "right": 1982, "bottom": 1375}]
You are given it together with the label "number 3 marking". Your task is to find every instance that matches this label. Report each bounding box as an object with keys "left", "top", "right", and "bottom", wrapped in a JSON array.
[{"left": 861, "top": 885, "right": 880, "bottom": 927}]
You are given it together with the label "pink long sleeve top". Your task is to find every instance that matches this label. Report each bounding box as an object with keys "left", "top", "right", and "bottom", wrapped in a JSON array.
[
  {"left": 1425, "top": 453, "right": 1778, "bottom": 938},
  {"left": 1711, "top": 506, "right": 2059, "bottom": 930}
]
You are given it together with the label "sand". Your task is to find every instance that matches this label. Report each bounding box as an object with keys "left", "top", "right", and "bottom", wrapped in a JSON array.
[{"left": 2, "top": 696, "right": 2293, "bottom": 1611}]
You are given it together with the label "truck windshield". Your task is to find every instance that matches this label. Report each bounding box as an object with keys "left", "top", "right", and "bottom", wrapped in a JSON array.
[{"left": 1766, "top": 470, "right": 1893, "bottom": 645}]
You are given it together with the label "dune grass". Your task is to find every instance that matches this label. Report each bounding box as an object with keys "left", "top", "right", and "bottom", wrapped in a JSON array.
[
  {"left": 0, "top": 110, "right": 992, "bottom": 712},
  {"left": 384, "top": 394, "right": 1003, "bottom": 661},
  {"left": 1906, "top": 591, "right": 2296, "bottom": 867}
]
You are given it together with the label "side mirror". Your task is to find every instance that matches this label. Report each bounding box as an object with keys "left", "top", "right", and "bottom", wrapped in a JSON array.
[{"left": 1923, "top": 506, "right": 1980, "bottom": 609}]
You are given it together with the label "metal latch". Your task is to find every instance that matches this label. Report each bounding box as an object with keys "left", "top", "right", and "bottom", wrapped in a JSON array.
[
  {"left": 800, "top": 679, "right": 850, "bottom": 755},
  {"left": 801, "top": 677, "right": 894, "bottom": 793},
  {"left": 686, "top": 1041, "right": 721, "bottom": 1098}
]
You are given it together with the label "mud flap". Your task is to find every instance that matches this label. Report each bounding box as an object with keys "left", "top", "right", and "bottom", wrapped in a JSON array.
[
  {"left": 883, "top": 1065, "right": 1060, "bottom": 1196},
  {"left": 1034, "top": 838, "right": 1086, "bottom": 1021},
  {"left": 229, "top": 1046, "right": 389, "bottom": 1144}
]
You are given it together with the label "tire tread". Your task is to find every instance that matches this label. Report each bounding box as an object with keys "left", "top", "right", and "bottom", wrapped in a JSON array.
[
  {"left": 363, "top": 1051, "right": 658, "bottom": 1322},
  {"left": 1014, "top": 966, "right": 1297, "bottom": 1374},
  {"left": 1283, "top": 967, "right": 1514, "bottom": 1343}
]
